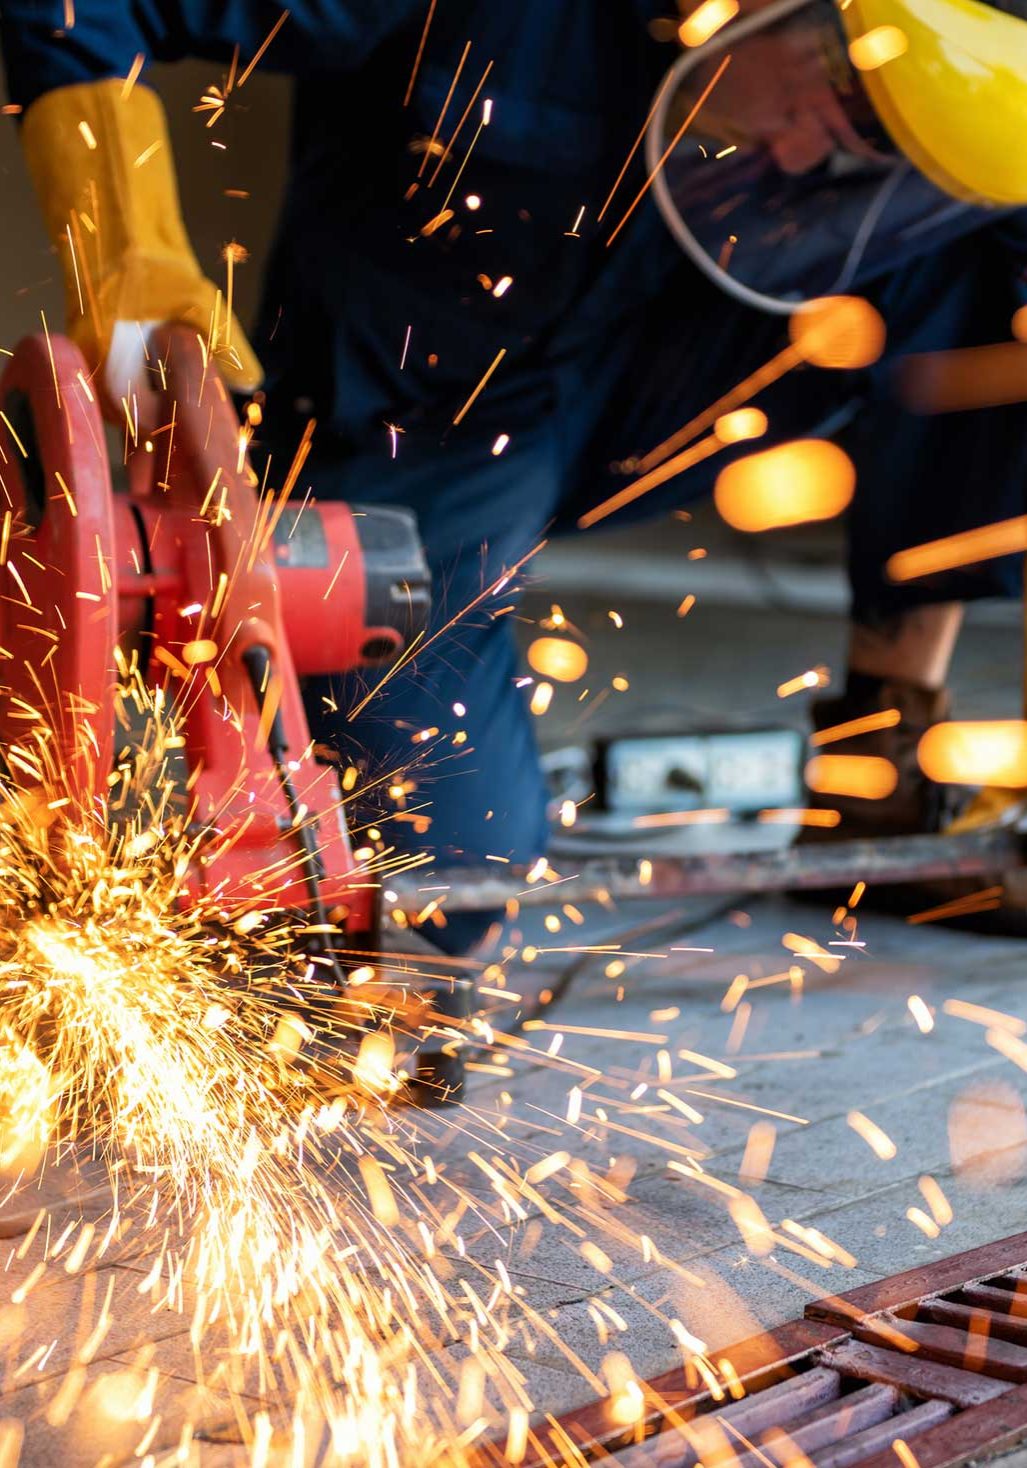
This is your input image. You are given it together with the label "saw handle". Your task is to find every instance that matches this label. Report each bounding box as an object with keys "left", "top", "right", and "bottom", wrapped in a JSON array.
[{"left": 133, "top": 325, "right": 281, "bottom": 661}]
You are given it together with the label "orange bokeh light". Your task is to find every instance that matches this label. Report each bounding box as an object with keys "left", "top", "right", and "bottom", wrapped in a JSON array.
[
  {"left": 527, "top": 637, "right": 588, "bottom": 683},
  {"left": 181, "top": 638, "right": 219, "bottom": 666},
  {"left": 918, "top": 721, "right": 1027, "bottom": 788},
  {"left": 848, "top": 24, "right": 909, "bottom": 70},
  {"left": 789, "top": 296, "right": 886, "bottom": 370},
  {"left": 715, "top": 440, "right": 855, "bottom": 533},
  {"left": 887, "top": 515, "right": 1027, "bottom": 582},
  {"left": 804, "top": 754, "right": 899, "bottom": 801},
  {"left": 678, "top": 0, "right": 739, "bottom": 47},
  {"left": 714, "top": 407, "right": 768, "bottom": 445}
]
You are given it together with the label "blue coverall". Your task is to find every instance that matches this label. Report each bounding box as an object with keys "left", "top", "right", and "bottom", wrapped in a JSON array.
[{"left": 3, "top": 3, "right": 1026, "bottom": 952}]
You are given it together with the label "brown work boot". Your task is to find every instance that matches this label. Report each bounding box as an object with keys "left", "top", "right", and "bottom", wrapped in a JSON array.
[
  {"left": 800, "top": 678, "right": 1027, "bottom": 932},
  {"left": 803, "top": 674, "right": 956, "bottom": 839}
]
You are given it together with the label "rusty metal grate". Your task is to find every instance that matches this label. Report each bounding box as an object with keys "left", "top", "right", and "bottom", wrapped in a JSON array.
[{"left": 490, "top": 1232, "right": 1027, "bottom": 1468}]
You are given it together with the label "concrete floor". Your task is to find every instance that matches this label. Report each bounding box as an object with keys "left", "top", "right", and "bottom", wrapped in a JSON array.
[
  {"left": 7, "top": 892, "right": 1026, "bottom": 1464},
  {"left": 2, "top": 540, "right": 1026, "bottom": 1463},
  {"left": 463, "top": 895, "right": 1027, "bottom": 1386}
]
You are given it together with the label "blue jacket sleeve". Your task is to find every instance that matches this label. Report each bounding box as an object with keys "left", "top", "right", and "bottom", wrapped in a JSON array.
[{"left": 1, "top": 1, "right": 425, "bottom": 109}]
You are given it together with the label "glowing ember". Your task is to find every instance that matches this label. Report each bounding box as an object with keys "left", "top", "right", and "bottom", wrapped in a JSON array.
[
  {"left": 887, "top": 516, "right": 1027, "bottom": 582},
  {"left": 678, "top": 0, "right": 739, "bottom": 47},
  {"left": 918, "top": 720, "right": 1027, "bottom": 787},
  {"left": 790, "top": 296, "right": 887, "bottom": 370},
  {"left": 526, "top": 636, "right": 588, "bottom": 683},
  {"left": 805, "top": 753, "right": 899, "bottom": 801},
  {"left": 849, "top": 24, "right": 909, "bottom": 70},
  {"left": 715, "top": 441, "right": 856, "bottom": 532}
]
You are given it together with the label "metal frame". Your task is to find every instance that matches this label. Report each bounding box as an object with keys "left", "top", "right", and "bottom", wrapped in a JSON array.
[{"left": 393, "top": 828, "right": 1025, "bottom": 913}]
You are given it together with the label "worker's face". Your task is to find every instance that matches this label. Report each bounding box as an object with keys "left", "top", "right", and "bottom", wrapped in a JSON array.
[
  {"left": 673, "top": 0, "right": 889, "bottom": 174},
  {"left": 690, "top": 17, "right": 881, "bottom": 174},
  {"left": 651, "top": 0, "right": 936, "bottom": 307}
]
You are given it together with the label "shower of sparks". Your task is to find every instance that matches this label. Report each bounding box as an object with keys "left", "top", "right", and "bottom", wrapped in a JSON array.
[
  {"left": 0, "top": 611, "right": 961, "bottom": 1462},
  {"left": 6, "top": 20, "right": 1025, "bottom": 1460},
  {"left": 416, "top": 40, "right": 471, "bottom": 180},
  {"left": 0, "top": 690, "right": 926, "bottom": 1464},
  {"left": 0, "top": 336, "right": 904, "bottom": 1465},
  {"left": 0, "top": 711, "right": 484, "bottom": 1464}
]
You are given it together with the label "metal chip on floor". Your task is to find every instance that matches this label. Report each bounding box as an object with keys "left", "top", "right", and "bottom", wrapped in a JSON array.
[{"left": 492, "top": 1232, "right": 1027, "bottom": 1468}]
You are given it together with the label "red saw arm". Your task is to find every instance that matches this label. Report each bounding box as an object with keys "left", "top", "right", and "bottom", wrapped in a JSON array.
[{"left": 0, "top": 326, "right": 429, "bottom": 944}]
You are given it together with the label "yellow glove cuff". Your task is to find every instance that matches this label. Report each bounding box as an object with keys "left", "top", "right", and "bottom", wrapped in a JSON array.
[{"left": 22, "top": 79, "right": 262, "bottom": 391}]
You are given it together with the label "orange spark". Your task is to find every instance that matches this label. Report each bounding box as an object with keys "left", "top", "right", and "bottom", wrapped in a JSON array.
[
  {"left": 757, "top": 808, "right": 840, "bottom": 827},
  {"left": 790, "top": 296, "right": 886, "bottom": 370},
  {"left": 417, "top": 39, "right": 471, "bottom": 178},
  {"left": 597, "top": 68, "right": 676, "bottom": 224},
  {"left": 888, "top": 515, "right": 1027, "bottom": 582},
  {"left": 811, "top": 708, "right": 900, "bottom": 746},
  {"left": 849, "top": 24, "right": 909, "bottom": 68},
  {"left": 427, "top": 60, "right": 493, "bottom": 186},
  {"left": 777, "top": 667, "right": 829, "bottom": 698},
  {"left": 847, "top": 1110, "right": 897, "bottom": 1159},
  {"left": 452, "top": 348, "right": 506, "bottom": 425},
  {"left": 607, "top": 54, "right": 732, "bottom": 248},
  {"left": 578, "top": 432, "right": 721, "bottom": 528},
  {"left": 805, "top": 754, "right": 899, "bottom": 801},
  {"left": 121, "top": 53, "right": 145, "bottom": 98},
  {"left": 679, "top": 0, "right": 739, "bottom": 47},
  {"left": 526, "top": 637, "right": 588, "bottom": 683},
  {"left": 918, "top": 720, "right": 1027, "bottom": 787},
  {"left": 404, "top": 0, "right": 439, "bottom": 107},
  {"left": 715, "top": 440, "right": 855, "bottom": 532},
  {"left": 236, "top": 9, "right": 291, "bottom": 88},
  {"left": 633, "top": 808, "right": 730, "bottom": 828}
]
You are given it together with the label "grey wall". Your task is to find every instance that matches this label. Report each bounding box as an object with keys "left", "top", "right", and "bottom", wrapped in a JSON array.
[{"left": 0, "top": 60, "right": 290, "bottom": 347}]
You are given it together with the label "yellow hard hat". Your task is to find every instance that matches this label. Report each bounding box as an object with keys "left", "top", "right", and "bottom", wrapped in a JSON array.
[{"left": 841, "top": 0, "right": 1027, "bottom": 205}]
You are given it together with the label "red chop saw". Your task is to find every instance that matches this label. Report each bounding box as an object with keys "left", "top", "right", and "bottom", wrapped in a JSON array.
[{"left": 0, "top": 324, "right": 429, "bottom": 949}]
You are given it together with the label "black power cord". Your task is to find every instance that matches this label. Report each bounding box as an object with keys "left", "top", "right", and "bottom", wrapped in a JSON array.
[{"left": 504, "top": 895, "right": 740, "bottom": 1036}]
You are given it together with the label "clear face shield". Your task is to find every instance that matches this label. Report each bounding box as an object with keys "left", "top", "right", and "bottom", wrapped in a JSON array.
[{"left": 647, "top": 0, "right": 993, "bottom": 313}]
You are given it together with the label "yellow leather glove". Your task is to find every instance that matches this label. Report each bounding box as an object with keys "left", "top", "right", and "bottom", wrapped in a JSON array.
[
  {"left": 22, "top": 79, "right": 262, "bottom": 411},
  {"left": 945, "top": 785, "right": 1024, "bottom": 834}
]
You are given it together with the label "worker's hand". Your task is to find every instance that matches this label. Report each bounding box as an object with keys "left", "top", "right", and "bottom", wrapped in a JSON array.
[
  {"left": 21, "top": 80, "right": 262, "bottom": 428},
  {"left": 695, "top": 23, "right": 879, "bottom": 174}
]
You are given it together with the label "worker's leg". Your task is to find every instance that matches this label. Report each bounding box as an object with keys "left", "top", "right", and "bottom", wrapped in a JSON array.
[
  {"left": 841, "top": 211, "right": 1027, "bottom": 700},
  {"left": 810, "top": 224, "right": 1027, "bottom": 833},
  {"left": 267, "top": 278, "right": 786, "bottom": 935},
  {"left": 844, "top": 229, "right": 1026, "bottom": 657},
  {"left": 847, "top": 606, "right": 964, "bottom": 692},
  {"left": 258, "top": 416, "right": 563, "bottom": 1099},
  {"left": 269, "top": 416, "right": 564, "bottom": 956},
  {"left": 824, "top": 603, "right": 966, "bottom": 832}
]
